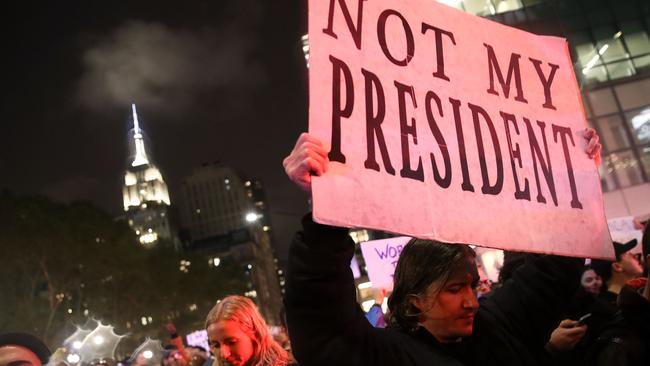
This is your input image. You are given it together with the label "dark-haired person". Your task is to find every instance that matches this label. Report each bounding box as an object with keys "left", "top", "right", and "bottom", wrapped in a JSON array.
[
  {"left": 587, "top": 222, "right": 650, "bottom": 366},
  {"left": 580, "top": 266, "right": 603, "bottom": 296},
  {"left": 283, "top": 130, "right": 602, "bottom": 366}
]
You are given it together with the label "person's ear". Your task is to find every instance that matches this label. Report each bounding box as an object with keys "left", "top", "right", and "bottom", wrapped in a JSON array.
[
  {"left": 612, "top": 262, "right": 623, "bottom": 273},
  {"left": 407, "top": 294, "right": 425, "bottom": 313}
]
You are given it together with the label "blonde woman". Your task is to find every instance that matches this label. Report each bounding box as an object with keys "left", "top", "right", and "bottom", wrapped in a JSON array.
[{"left": 205, "top": 296, "right": 289, "bottom": 366}]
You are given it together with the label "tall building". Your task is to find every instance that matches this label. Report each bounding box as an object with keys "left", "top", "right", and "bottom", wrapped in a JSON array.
[
  {"left": 179, "top": 162, "right": 271, "bottom": 241},
  {"left": 122, "top": 104, "right": 176, "bottom": 246},
  {"left": 190, "top": 227, "right": 284, "bottom": 325},
  {"left": 434, "top": 0, "right": 650, "bottom": 221},
  {"left": 179, "top": 162, "right": 282, "bottom": 323}
]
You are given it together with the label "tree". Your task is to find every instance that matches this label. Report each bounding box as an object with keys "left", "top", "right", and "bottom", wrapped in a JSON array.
[{"left": 0, "top": 192, "right": 246, "bottom": 349}]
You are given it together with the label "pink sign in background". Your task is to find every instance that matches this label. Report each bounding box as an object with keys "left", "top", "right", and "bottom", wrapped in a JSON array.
[{"left": 309, "top": 0, "right": 613, "bottom": 259}]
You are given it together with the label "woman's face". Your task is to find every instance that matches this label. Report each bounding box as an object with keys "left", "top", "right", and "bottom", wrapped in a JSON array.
[
  {"left": 413, "top": 256, "right": 480, "bottom": 343},
  {"left": 207, "top": 320, "right": 255, "bottom": 366},
  {"left": 580, "top": 269, "right": 602, "bottom": 296}
]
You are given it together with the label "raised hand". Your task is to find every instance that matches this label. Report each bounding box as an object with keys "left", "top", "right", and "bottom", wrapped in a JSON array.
[
  {"left": 584, "top": 128, "right": 602, "bottom": 167},
  {"left": 283, "top": 133, "right": 329, "bottom": 192}
]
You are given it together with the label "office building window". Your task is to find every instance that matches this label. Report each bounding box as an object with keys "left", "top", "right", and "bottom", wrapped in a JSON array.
[{"left": 586, "top": 76, "right": 650, "bottom": 191}]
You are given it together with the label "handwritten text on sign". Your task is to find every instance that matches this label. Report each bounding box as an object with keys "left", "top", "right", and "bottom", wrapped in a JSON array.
[
  {"left": 309, "top": 0, "right": 612, "bottom": 258},
  {"left": 360, "top": 237, "right": 411, "bottom": 291}
]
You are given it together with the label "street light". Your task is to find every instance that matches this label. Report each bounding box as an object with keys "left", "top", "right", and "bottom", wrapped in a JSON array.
[
  {"left": 67, "top": 354, "right": 80, "bottom": 364},
  {"left": 245, "top": 212, "right": 258, "bottom": 223}
]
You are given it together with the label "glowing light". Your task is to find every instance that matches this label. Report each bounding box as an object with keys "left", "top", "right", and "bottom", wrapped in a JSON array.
[
  {"left": 139, "top": 232, "right": 158, "bottom": 244},
  {"left": 131, "top": 104, "right": 150, "bottom": 167},
  {"left": 141, "top": 317, "right": 147, "bottom": 325},
  {"left": 301, "top": 34, "right": 310, "bottom": 68},
  {"left": 247, "top": 264, "right": 253, "bottom": 270},
  {"left": 67, "top": 354, "right": 81, "bottom": 364},
  {"left": 582, "top": 44, "right": 610, "bottom": 75},
  {"left": 68, "top": 308, "right": 73, "bottom": 314},
  {"left": 631, "top": 108, "right": 650, "bottom": 129},
  {"left": 144, "top": 168, "right": 162, "bottom": 182},
  {"left": 124, "top": 172, "right": 137, "bottom": 186},
  {"left": 357, "top": 281, "right": 373, "bottom": 290},
  {"left": 93, "top": 335, "right": 104, "bottom": 345},
  {"left": 73, "top": 341, "right": 83, "bottom": 350},
  {"left": 212, "top": 257, "right": 221, "bottom": 267},
  {"left": 143, "top": 350, "right": 153, "bottom": 359},
  {"left": 245, "top": 212, "right": 258, "bottom": 222}
]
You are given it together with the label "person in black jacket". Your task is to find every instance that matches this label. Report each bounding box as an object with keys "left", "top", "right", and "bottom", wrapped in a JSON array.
[
  {"left": 587, "top": 223, "right": 650, "bottom": 366},
  {"left": 282, "top": 131, "right": 602, "bottom": 366}
]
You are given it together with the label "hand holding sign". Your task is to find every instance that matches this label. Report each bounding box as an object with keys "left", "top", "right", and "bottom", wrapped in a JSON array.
[
  {"left": 283, "top": 132, "right": 330, "bottom": 192},
  {"left": 584, "top": 128, "right": 602, "bottom": 167}
]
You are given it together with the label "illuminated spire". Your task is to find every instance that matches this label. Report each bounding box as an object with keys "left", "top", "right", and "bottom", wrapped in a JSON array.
[{"left": 131, "top": 103, "right": 150, "bottom": 167}]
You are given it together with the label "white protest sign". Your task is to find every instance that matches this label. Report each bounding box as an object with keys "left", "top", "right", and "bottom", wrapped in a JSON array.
[
  {"left": 309, "top": 0, "right": 612, "bottom": 258},
  {"left": 360, "top": 236, "right": 411, "bottom": 290},
  {"left": 607, "top": 216, "right": 643, "bottom": 254},
  {"left": 185, "top": 330, "right": 209, "bottom": 355}
]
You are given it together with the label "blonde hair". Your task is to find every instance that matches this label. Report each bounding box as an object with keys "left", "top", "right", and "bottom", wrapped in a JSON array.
[{"left": 205, "top": 295, "right": 289, "bottom": 366}]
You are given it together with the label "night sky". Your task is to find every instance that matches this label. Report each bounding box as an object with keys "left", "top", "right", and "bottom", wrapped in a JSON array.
[{"left": 1, "top": 1, "right": 311, "bottom": 262}]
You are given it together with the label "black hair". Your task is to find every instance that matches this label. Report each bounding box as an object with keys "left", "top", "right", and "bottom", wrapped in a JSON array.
[
  {"left": 591, "top": 259, "right": 614, "bottom": 283},
  {"left": 498, "top": 251, "right": 541, "bottom": 284},
  {"left": 386, "top": 238, "right": 475, "bottom": 332}
]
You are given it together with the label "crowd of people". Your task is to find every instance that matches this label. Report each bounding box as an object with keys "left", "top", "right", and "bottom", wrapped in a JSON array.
[{"left": 2, "top": 129, "right": 649, "bottom": 366}]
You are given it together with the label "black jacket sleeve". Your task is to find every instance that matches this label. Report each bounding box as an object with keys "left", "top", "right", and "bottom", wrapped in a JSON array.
[
  {"left": 284, "top": 214, "right": 377, "bottom": 365},
  {"left": 472, "top": 254, "right": 583, "bottom": 363}
]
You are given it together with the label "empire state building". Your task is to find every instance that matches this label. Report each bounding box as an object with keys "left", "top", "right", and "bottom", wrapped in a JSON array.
[{"left": 122, "top": 104, "right": 174, "bottom": 246}]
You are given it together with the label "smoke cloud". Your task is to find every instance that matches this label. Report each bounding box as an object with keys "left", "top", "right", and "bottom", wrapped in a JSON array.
[{"left": 77, "top": 20, "right": 264, "bottom": 115}]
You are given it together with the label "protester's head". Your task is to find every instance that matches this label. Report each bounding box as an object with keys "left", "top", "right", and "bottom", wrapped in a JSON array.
[
  {"left": 612, "top": 240, "right": 643, "bottom": 279},
  {"left": 205, "top": 295, "right": 287, "bottom": 366},
  {"left": 592, "top": 240, "right": 643, "bottom": 290},
  {"left": 497, "top": 251, "right": 540, "bottom": 284},
  {"left": 387, "top": 239, "right": 478, "bottom": 342},
  {"left": 0, "top": 333, "right": 51, "bottom": 366},
  {"left": 579, "top": 266, "right": 602, "bottom": 296}
]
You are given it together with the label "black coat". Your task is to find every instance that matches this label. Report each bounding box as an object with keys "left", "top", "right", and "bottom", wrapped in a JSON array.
[
  {"left": 285, "top": 215, "right": 582, "bottom": 366},
  {"left": 587, "top": 279, "right": 650, "bottom": 366}
]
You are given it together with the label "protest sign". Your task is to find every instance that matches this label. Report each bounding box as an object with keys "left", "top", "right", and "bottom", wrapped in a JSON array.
[
  {"left": 309, "top": 0, "right": 612, "bottom": 258},
  {"left": 186, "top": 330, "right": 209, "bottom": 355},
  {"left": 359, "top": 236, "right": 411, "bottom": 290},
  {"left": 607, "top": 216, "right": 643, "bottom": 254}
]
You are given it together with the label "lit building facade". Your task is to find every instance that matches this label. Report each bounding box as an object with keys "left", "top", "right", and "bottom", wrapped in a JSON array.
[
  {"left": 122, "top": 104, "right": 176, "bottom": 246},
  {"left": 189, "top": 227, "right": 284, "bottom": 325},
  {"left": 179, "top": 163, "right": 271, "bottom": 241},
  {"left": 439, "top": 0, "right": 650, "bottom": 221},
  {"left": 179, "top": 162, "right": 282, "bottom": 322}
]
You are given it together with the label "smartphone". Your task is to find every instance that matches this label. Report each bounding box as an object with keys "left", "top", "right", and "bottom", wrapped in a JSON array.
[{"left": 576, "top": 313, "right": 592, "bottom": 326}]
